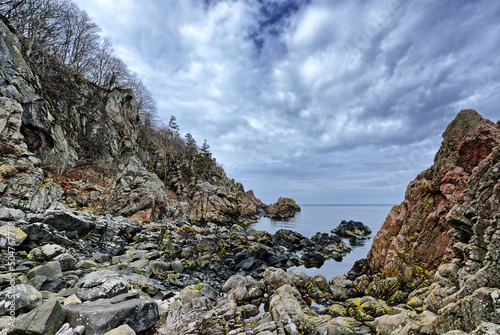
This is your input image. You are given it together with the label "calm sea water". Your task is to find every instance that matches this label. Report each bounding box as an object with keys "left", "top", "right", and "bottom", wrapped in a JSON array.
[{"left": 251, "top": 204, "right": 394, "bottom": 280}]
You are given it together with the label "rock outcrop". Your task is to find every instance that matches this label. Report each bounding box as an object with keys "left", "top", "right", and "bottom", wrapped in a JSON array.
[
  {"left": 368, "top": 110, "right": 500, "bottom": 275},
  {"left": 0, "top": 17, "right": 263, "bottom": 224},
  {"left": 266, "top": 197, "right": 301, "bottom": 220},
  {"left": 364, "top": 110, "right": 500, "bottom": 333}
]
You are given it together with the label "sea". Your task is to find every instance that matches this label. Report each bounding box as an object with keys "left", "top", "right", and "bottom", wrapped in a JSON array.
[{"left": 251, "top": 204, "right": 394, "bottom": 280}]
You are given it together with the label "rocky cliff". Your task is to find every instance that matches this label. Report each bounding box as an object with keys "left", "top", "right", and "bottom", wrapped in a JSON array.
[
  {"left": 0, "top": 18, "right": 263, "bottom": 224},
  {"left": 363, "top": 110, "right": 500, "bottom": 333}
]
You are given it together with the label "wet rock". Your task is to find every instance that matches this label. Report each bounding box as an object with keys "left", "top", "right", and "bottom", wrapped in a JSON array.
[
  {"left": 63, "top": 292, "right": 158, "bottom": 334},
  {"left": 332, "top": 220, "right": 372, "bottom": 238},
  {"left": 266, "top": 197, "right": 301, "bottom": 221}
]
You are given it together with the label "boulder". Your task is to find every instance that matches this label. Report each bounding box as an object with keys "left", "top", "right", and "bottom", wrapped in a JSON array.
[
  {"left": 27, "top": 261, "right": 63, "bottom": 280},
  {"left": 266, "top": 197, "right": 301, "bottom": 220},
  {"left": 74, "top": 270, "right": 128, "bottom": 301},
  {"left": 0, "top": 284, "right": 42, "bottom": 315},
  {"left": 7, "top": 299, "right": 64, "bottom": 335},
  {"left": 42, "top": 210, "right": 96, "bottom": 237},
  {"left": 63, "top": 292, "right": 158, "bottom": 334},
  {"left": 331, "top": 220, "right": 371, "bottom": 238},
  {"left": 0, "top": 225, "right": 27, "bottom": 247}
]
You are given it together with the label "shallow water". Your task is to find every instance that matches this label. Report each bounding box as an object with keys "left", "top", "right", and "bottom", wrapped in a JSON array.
[{"left": 251, "top": 204, "right": 394, "bottom": 280}]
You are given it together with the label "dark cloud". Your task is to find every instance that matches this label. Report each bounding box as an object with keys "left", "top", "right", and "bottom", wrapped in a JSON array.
[{"left": 75, "top": 0, "right": 500, "bottom": 204}]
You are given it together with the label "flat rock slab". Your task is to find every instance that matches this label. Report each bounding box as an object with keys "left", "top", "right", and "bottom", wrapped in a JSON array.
[
  {"left": 8, "top": 299, "right": 64, "bottom": 335},
  {"left": 63, "top": 292, "right": 158, "bottom": 335}
]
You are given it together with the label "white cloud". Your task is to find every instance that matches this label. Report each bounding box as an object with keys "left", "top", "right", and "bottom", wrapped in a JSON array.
[{"left": 74, "top": 0, "right": 500, "bottom": 204}]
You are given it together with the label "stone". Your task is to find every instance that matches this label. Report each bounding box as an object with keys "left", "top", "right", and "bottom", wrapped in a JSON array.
[
  {"left": 42, "top": 210, "right": 97, "bottom": 237},
  {"left": 103, "top": 324, "right": 136, "bottom": 335},
  {"left": 27, "top": 261, "right": 63, "bottom": 280},
  {"left": 74, "top": 260, "right": 97, "bottom": 269},
  {"left": 0, "top": 208, "right": 25, "bottom": 222},
  {"left": 0, "top": 284, "right": 42, "bottom": 315},
  {"left": 331, "top": 220, "right": 371, "bottom": 238},
  {"left": 222, "top": 275, "right": 245, "bottom": 293},
  {"left": 40, "top": 244, "right": 65, "bottom": 260},
  {"left": 75, "top": 270, "right": 128, "bottom": 301},
  {"left": 172, "top": 260, "right": 184, "bottom": 274},
  {"left": 266, "top": 197, "right": 301, "bottom": 220},
  {"left": 54, "top": 323, "right": 85, "bottom": 335},
  {"left": 63, "top": 295, "right": 82, "bottom": 305},
  {"left": 0, "top": 225, "right": 27, "bottom": 247},
  {"left": 7, "top": 299, "right": 64, "bottom": 335},
  {"left": 63, "top": 292, "right": 158, "bottom": 334}
]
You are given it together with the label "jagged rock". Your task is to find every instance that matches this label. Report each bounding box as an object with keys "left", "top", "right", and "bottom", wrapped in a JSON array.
[
  {"left": 27, "top": 261, "right": 63, "bottom": 280},
  {"left": 368, "top": 110, "right": 500, "bottom": 275},
  {"left": 42, "top": 210, "right": 96, "bottom": 238},
  {"left": 0, "top": 225, "right": 27, "bottom": 247},
  {"left": 63, "top": 292, "right": 158, "bottom": 334},
  {"left": 0, "top": 284, "right": 42, "bottom": 316},
  {"left": 7, "top": 299, "right": 64, "bottom": 335},
  {"left": 266, "top": 197, "right": 301, "bottom": 220},
  {"left": 109, "top": 157, "right": 166, "bottom": 222},
  {"left": 0, "top": 208, "right": 25, "bottom": 222},
  {"left": 269, "top": 284, "right": 311, "bottom": 334},
  {"left": 74, "top": 270, "right": 128, "bottom": 301},
  {"left": 332, "top": 220, "right": 372, "bottom": 238}
]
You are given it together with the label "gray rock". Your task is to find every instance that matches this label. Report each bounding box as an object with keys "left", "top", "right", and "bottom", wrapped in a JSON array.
[
  {"left": 172, "top": 260, "right": 184, "bottom": 274},
  {"left": 75, "top": 270, "right": 128, "bottom": 301},
  {"left": 40, "top": 244, "right": 66, "bottom": 260},
  {"left": 0, "top": 208, "right": 25, "bottom": 222},
  {"left": 27, "top": 261, "right": 63, "bottom": 280},
  {"left": 7, "top": 299, "right": 64, "bottom": 335},
  {"left": 0, "top": 284, "right": 42, "bottom": 316},
  {"left": 43, "top": 210, "right": 96, "bottom": 237},
  {"left": 54, "top": 253, "right": 77, "bottom": 271},
  {"left": 63, "top": 292, "right": 158, "bottom": 334}
]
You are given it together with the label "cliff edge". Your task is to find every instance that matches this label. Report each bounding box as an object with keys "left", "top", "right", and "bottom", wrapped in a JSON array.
[{"left": 0, "top": 18, "right": 263, "bottom": 224}]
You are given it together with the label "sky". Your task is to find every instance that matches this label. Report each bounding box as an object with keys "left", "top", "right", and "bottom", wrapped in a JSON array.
[{"left": 74, "top": 0, "right": 500, "bottom": 205}]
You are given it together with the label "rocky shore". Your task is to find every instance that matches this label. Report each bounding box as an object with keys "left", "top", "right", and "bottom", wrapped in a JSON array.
[{"left": 0, "top": 11, "right": 499, "bottom": 335}]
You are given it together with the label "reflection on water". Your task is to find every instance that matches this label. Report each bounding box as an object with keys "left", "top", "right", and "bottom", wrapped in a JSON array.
[{"left": 251, "top": 204, "right": 393, "bottom": 279}]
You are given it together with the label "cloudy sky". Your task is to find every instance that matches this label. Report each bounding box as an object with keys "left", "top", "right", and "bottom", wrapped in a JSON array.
[{"left": 74, "top": 0, "right": 500, "bottom": 205}]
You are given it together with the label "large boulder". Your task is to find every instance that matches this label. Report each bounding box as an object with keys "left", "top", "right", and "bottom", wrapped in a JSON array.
[
  {"left": 266, "top": 197, "right": 301, "bottom": 220},
  {"left": 331, "top": 220, "right": 371, "bottom": 238},
  {"left": 0, "top": 284, "right": 42, "bottom": 316},
  {"left": 74, "top": 270, "right": 128, "bottom": 301},
  {"left": 63, "top": 292, "right": 158, "bottom": 334},
  {"left": 7, "top": 299, "right": 64, "bottom": 335}
]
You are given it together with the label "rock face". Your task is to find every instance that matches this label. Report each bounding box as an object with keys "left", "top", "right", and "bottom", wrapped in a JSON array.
[
  {"left": 365, "top": 110, "right": 500, "bottom": 333},
  {"left": 368, "top": 110, "right": 500, "bottom": 275},
  {"left": 0, "top": 17, "right": 263, "bottom": 224},
  {"left": 266, "top": 197, "right": 301, "bottom": 220}
]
